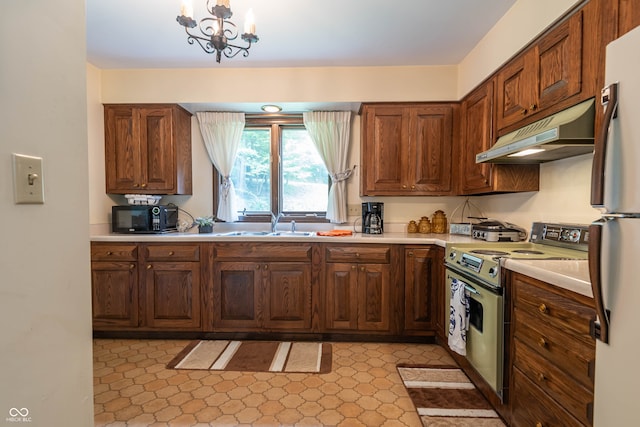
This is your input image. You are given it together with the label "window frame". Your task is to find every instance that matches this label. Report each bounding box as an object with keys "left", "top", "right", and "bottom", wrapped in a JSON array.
[{"left": 212, "top": 114, "right": 330, "bottom": 223}]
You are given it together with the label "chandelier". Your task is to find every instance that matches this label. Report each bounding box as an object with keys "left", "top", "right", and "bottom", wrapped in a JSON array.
[{"left": 176, "top": 0, "right": 259, "bottom": 63}]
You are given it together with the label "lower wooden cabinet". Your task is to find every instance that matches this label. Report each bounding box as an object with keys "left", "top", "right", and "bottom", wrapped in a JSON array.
[
  {"left": 403, "top": 246, "right": 441, "bottom": 335},
  {"left": 508, "top": 271, "right": 596, "bottom": 426},
  {"left": 213, "top": 261, "right": 312, "bottom": 331},
  {"left": 324, "top": 245, "right": 392, "bottom": 332}
]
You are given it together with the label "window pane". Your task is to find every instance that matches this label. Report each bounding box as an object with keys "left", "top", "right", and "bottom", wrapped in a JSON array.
[
  {"left": 281, "top": 129, "right": 328, "bottom": 212},
  {"left": 231, "top": 129, "right": 271, "bottom": 212}
]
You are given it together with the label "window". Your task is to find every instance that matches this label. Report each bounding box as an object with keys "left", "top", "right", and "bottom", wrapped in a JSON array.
[{"left": 216, "top": 115, "right": 329, "bottom": 221}]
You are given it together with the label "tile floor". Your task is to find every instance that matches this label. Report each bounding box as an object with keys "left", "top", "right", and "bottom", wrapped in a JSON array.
[{"left": 93, "top": 339, "right": 456, "bottom": 426}]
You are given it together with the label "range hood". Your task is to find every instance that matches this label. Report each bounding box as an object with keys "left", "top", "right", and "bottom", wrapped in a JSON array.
[{"left": 476, "top": 98, "right": 595, "bottom": 164}]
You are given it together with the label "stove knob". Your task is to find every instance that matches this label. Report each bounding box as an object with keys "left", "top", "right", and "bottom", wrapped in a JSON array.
[
  {"left": 449, "top": 251, "right": 456, "bottom": 259},
  {"left": 488, "top": 266, "right": 498, "bottom": 277}
]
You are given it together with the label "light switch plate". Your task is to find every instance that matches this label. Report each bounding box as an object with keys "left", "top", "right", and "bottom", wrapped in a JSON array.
[{"left": 13, "top": 153, "right": 45, "bottom": 204}]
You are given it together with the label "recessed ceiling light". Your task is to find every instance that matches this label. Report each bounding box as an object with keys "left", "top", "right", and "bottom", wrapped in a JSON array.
[{"left": 261, "top": 104, "right": 282, "bottom": 113}]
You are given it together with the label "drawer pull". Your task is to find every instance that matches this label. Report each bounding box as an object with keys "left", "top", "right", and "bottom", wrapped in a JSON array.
[
  {"left": 360, "top": 266, "right": 365, "bottom": 272},
  {"left": 168, "top": 251, "right": 174, "bottom": 256},
  {"left": 536, "top": 423, "right": 543, "bottom": 427},
  {"left": 106, "top": 251, "right": 112, "bottom": 255},
  {"left": 538, "top": 337, "right": 547, "bottom": 348},
  {"left": 538, "top": 303, "right": 548, "bottom": 314},
  {"left": 537, "top": 372, "right": 545, "bottom": 382},
  {"left": 146, "top": 265, "right": 152, "bottom": 270},
  {"left": 129, "top": 264, "right": 135, "bottom": 270},
  {"left": 351, "top": 265, "right": 356, "bottom": 270}
]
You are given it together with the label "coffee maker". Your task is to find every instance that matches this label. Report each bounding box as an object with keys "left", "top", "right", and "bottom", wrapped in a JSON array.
[{"left": 362, "top": 202, "right": 384, "bottom": 234}]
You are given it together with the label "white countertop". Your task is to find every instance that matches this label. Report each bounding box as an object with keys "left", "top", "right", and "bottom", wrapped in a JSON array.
[{"left": 91, "top": 226, "right": 592, "bottom": 298}]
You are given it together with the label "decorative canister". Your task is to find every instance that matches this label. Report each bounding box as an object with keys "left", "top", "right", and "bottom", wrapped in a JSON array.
[
  {"left": 432, "top": 210, "right": 448, "bottom": 234},
  {"left": 407, "top": 220, "right": 418, "bottom": 233},
  {"left": 418, "top": 216, "right": 432, "bottom": 234}
]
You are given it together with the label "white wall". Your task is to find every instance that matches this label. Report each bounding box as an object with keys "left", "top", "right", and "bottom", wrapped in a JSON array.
[
  {"left": 0, "top": 0, "right": 94, "bottom": 425},
  {"left": 89, "top": 0, "right": 599, "bottom": 232}
]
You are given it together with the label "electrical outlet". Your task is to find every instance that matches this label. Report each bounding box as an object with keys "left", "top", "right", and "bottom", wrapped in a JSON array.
[{"left": 347, "top": 204, "right": 361, "bottom": 216}]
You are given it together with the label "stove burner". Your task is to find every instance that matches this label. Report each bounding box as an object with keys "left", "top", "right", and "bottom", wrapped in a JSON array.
[
  {"left": 470, "top": 249, "right": 510, "bottom": 256},
  {"left": 511, "top": 250, "right": 545, "bottom": 255}
]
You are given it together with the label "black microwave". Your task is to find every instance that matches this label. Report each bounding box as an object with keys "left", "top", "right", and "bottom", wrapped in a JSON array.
[{"left": 112, "top": 205, "right": 178, "bottom": 233}]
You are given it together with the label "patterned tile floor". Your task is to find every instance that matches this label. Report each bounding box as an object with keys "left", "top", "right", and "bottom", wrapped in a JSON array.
[{"left": 93, "top": 339, "right": 455, "bottom": 426}]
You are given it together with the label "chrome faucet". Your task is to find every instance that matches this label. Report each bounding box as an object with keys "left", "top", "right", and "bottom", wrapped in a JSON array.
[{"left": 270, "top": 212, "right": 283, "bottom": 233}]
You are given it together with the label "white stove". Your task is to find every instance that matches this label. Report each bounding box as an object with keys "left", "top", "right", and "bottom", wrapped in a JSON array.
[{"left": 445, "top": 222, "right": 589, "bottom": 290}]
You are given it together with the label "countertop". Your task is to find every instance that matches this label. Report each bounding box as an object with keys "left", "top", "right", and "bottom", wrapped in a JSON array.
[{"left": 91, "top": 226, "right": 592, "bottom": 298}]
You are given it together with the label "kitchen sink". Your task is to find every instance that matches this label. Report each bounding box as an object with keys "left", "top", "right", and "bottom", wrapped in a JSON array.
[{"left": 213, "top": 231, "right": 315, "bottom": 237}]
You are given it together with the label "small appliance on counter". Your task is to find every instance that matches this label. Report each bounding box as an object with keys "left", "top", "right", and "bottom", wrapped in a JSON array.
[
  {"left": 362, "top": 202, "right": 383, "bottom": 234},
  {"left": 112, "top": 205, "right": 178, "bottom": 233},
  {"left": 471, "top": 219, "right": 527, "bottom": 242}
]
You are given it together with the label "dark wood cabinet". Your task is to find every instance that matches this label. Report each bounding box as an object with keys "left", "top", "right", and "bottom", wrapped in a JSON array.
[
  {"left": 508, "top": 271, "right": 596, "bottom": 426},
  {"left": 324, "top": 245, "right": 392, "bottom": 332},
  {"left": 403, "top": 246, "right": 439, "bottom": 335},
  {"left": 142, "top": 244, "right": 201, "bottom": 329},
  {"left": 459, "top": 79, "right": 539, "bottom": 195},
  {"left": 91, "top": 243, "right": 139, "bottom": 329},
  {"left": 496, "top": 11, "right": 584, "bottom": 131},
  {"left": 213, "top": 243, "right": 313, "bottom": 332},
  {"left": 104, "top": 104, "right": 192, "bottom": 195},
  {"left": 618, "top": 0, "right": 640, "bottom": 37},
  {"left": 360, "top": 103, "right": 455, "bottom": 196}
]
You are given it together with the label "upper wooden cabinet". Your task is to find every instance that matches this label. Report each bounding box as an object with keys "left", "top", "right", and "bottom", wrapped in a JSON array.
[
  {"left": 619, "top": 0, "right": 640, "bottom": 36},
  {"left": 104, "top": 104, "right": 192, "bottom": 195},
  {"left": 460, "top": 79, "right": 539, "bottom": 195},
  {"left": 360, "top": 103, "right": 456, "bottom": 196},
  {"left": 496, "top": 11, "right": 584, "bottom": 131}
]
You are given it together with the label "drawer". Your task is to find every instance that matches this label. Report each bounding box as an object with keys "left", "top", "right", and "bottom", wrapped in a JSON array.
[
  {"left": 144, "top": 244, "right": 200, "bottom": 261},
  {"left": 514, "top": 308, "right": 595, "bottom": 389},
  {"left": 91, "top": 243, "right": 137, "bottom": 261},
  {"left": 214, "top": 243, "right": 312, "bottom": 261},
  {"left": 513, "top": 273, "right": 595, "bottom": 338},
  {"left": 513, "top": 338, "right": 593, "bottom": 426},
  {"left": 325, "top": 246, "right": 390, "bottom": 263},
  {"left": 511, "top": 367, "right": 585, "bottom": 427}
]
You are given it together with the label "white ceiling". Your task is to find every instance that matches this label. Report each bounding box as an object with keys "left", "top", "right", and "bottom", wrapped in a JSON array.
[{"left": 86, "top": 0, "right": 517, "bottom": 69}]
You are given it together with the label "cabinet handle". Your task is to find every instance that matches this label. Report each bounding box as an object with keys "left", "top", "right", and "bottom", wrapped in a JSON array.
[
  {"left": 168, "top": 251, "right": 174, "bottom": 256},
  {"left": 536, "top": 423, "right": 543, "bottom": 427},
  {"left": 355, "top": 253, "right": 360, "bottom": 257},
  {"left": 530, "top": 104, "right": 538, "bottom": 111},
  {"left": 408, "top": 252, "right": 414, "bottom": 257},
  {"left": 264, "top": 264, "right": 268, "bottom": 270},
  {"left": 411, "top": 185, "right": 415, "bottom": 189},
  {"left": 256, "top": 265, "right": 260, "bottom": 269},
  {"left": 537, "top": 372, "right": 545, "bottom": 382},
  {"left": 538, "top": 303, "right": 548, "bottom": 314},
  {"left": 360, "top": 266, "right": 365, "bottom": 272},
  {"left": 538, "top": 337, "right": 547, "bottom": 348},
  {"left": 402, "top": 184, "right": 407, "bottom": 189},
  {"left": 351, "top": 265, "right": 356, "bottom": 270},
  {"left": 133, "top": 184, "right": 139, "bottom": 188},
  {"left": 106, "top": 251, "right": 112, "bottom": 255},
  {"left": 146, "top": 265, "right": 152, "bottom": 270},
  {"left": 141, "top": 183, "right": 147, "bottom": 188},
  {"left": 520, "top": 108, "right": 528, "bottom": 115},
  {"left": 129, "top": 264, "right": 135, "bottom": 270}
]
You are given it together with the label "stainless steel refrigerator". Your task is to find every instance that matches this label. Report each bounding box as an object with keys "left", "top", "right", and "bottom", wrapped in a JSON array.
[{"left": 589, "top": 25, "right": 640, "bottom": 426}]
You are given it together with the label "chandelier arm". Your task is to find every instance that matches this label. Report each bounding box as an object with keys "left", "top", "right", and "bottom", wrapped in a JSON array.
[{"left": 184, "top": 27, "right": 217, "bottom": 54}]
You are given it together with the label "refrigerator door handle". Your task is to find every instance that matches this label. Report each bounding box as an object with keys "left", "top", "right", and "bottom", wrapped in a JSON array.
[
  {"left": 591, "top": 82, "right": 619, "bottom": 207},
  {"left": 589, "top": 220, "right": 610, "bottom": 343}
]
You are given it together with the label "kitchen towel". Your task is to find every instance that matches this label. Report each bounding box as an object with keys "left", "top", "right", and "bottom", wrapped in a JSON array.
[{"left": 448, "top": 278, "right": 470, "bottom": 356}]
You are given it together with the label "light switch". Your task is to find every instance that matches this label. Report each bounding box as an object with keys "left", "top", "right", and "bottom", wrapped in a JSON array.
[{"left": 12, "top": 153, "right": 45, "bottom": 204}]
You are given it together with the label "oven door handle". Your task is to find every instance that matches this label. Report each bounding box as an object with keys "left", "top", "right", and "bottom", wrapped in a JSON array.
[{"left": 464, "top": 284, "right": 480, "bottom": 295}]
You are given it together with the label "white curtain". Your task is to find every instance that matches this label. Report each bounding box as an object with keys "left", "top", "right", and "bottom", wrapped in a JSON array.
[
  {"left": 303, "top": 111, "right": 353, "bottom": 223},
  {"left": 196, "top": 112, "right": 245, "bottom": 222}
]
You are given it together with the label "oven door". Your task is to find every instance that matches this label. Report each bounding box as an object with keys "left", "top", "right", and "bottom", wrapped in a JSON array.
[{"left": 446, "top": 268, "right": 504, "bottom": 398}]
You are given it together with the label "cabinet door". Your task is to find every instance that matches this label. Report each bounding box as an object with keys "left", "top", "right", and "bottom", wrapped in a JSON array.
[
  {"left": 91, "top": 261, "right": 139, "bottom": 328},
  {"left": 214, "top": 262, "right": 261, "bottom": 329},
  {"left": 263, "top": 262, "right": 312, "bottom": 330},
  {"left": 357, "top": 263, "right": 391, "bottom": 331},
  {"left": 144, "top": 261, "right": 201, "bottom": 329},
  {"left": 460, "top": 80, "right": 495, "bottom": 194},
  {"left": 619, "top": 0, "right": 640, "bottom": 36},
  {"left": 534, "top": 11, "right": 583, "bottom": 111},
  {"left": 325, "top": 263, "right": 359, "bottom": 330},
  {"left": 105, "top": 106, "right": 140, "bottom": 192},
  {"left": 361, "top": 106, "right": 409, "bottom": 194},
  {"left": 496, "top": 52, "right": 537, "bottom": 130},
  {"left": 410, "top": 106, "right": 453, "bottom": 194},
  {"left": 139, "top": 107, "right": 176, "bottom": 192},
  {"left": 404, "top": 248, "right": 437, "bottom": 333}
]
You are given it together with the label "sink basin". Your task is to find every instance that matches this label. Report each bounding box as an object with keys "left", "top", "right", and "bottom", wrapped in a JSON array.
[
  {"left": 269, "top": 231, "right": 316, "bottom": 237},
  {"left": 213, "top": 231, "right": 271, "bottom": 237}
]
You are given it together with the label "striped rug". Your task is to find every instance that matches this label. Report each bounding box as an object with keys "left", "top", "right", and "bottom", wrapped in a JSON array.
[
  {"left": 397, "top": 364, "right": 506, "bottom": 426},
  {"left": 168, "top": 340, "right": 332, "bottom": 373}
]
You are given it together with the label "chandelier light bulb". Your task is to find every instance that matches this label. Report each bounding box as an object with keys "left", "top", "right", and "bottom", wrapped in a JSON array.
[{"left": 244, "top": 9, "right": 256, "bottom": 35}]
